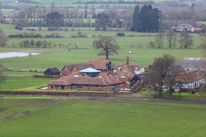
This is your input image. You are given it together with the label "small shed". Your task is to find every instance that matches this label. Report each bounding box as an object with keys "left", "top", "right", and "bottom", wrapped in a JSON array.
[{"left": 44, "top": 67, "right": 60, "bottom": 76}]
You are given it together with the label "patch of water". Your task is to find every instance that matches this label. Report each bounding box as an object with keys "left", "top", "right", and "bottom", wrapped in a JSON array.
[{"left": 0, "top": 52, "right": 39, "bottom": 59}]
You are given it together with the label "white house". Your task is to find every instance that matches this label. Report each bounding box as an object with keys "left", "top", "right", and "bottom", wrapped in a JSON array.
[
  {"left": 175, "top": 71, "right": 205, "bottom": 91},
  {"left": 176, "top": 24, "right": 195, "bottom": 32}
]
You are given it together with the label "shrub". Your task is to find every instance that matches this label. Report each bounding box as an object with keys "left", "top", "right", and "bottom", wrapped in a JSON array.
[
  {"left": 70, "top": 35, "right": 79, "bottom": 38},
  {"left": 71, "top": 28, "right": 75, "bottom": 31},
  {"left": 116, "top": 33, "right": 125, "bottom": 37}
]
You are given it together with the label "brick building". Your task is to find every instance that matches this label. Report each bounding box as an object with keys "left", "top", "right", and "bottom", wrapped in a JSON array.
[
  {"left": 48, "top": 68, "right": 126, "bottom": 91},
  {"left": 86, "top": 59, "right": 115, "bottom": 73},
  {"left": 114, "top": 57, "right": 145, "bottom": 81},
  {"left": 61, "top": 63, "right": 95, "bottom": 76}
]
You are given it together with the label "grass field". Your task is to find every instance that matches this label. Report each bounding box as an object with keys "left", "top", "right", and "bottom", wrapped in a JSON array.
[
  {"left": 0, "top": 98, "right": 59, "bottom": 120},
  {"left": 0, "top": 98, "right": 206, "bottom": 136},
  {"left": 3, "top": 71, "right": 43, "bottom": 76},
  {"left": 0, "top": 77, "right": 56, "bottom": 91}
]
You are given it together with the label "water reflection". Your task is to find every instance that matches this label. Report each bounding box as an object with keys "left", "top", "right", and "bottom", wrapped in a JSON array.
[{"left": 0, "top": 52, "right": 39, "bottom": 59}]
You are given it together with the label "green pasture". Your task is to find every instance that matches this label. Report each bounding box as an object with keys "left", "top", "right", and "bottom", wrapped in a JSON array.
[
  {"left": 0, "top": 77, "right": 56, "bottom": 91},
  {"left": 0, "top": 98, "right": 58, "bottom": 120},
  {"left": 3, "top": 71, "right": 43, "bottom": 76},
  {"left": 0, "top": 77, "right": 109, "bottom": 92},
  {"left": 0, "top": 98, "right": 206, "bottom": 136}
]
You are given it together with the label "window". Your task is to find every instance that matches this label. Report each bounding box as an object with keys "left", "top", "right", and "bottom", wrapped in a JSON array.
[
  {"left": 83, "top": 85, "right": 88, "bottom": 87},
  {"left": 124, "top": 69, "right": 127, "bottom": 72},
  {"left": 127, "top": 74, "right": 130, "bottom": 77},
  {"left": 94, "top": 85, "right": 99, "bottom": 87},
  {"left": 74, "top": 67, "right": 76, "bottom": 71},
  {"left": 71, "top": 84, "right": 76, "bottom": 86},
  {"left": 98, "top": 63, "right": 100, "bottom": 65},
  {"left": 90, "top": 85, "right": 92, "bottom": 87},
  {"left": 121, "top": 74, "right": 125, "bottom": 77},
  {"left": 101, "top": 86, "right": 104, "bottom": 87},
  {"left": 65, "top": 67, "right": 67, "bottom": 71}
]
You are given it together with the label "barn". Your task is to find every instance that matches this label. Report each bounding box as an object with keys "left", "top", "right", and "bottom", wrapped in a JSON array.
[{"left": 44, "top": 67, "right": 60, "bottom": 76}]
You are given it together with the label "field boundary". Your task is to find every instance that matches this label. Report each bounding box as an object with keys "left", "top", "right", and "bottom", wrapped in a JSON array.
[{"left": 0, "top": 91, "right": 130, "bottom": 97}]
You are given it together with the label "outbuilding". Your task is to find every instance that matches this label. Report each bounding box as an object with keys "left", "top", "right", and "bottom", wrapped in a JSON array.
[{"left": 44, "top": 67, "right": 60, "bottom": 76}]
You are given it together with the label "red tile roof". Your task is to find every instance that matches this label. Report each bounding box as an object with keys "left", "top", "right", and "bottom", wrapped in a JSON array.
[
  {"left": 86, "top": 59, "right": 115, "bottom": 70},
  {"left": 175, "top": 71, "right": 199, "bottom": 83},
  {"left": 48, "top": 72, "right": 125, "bottom": 86},
  {"left": 194, "top": 28, "right": 202, "bottom": 31},
  {"left": 61, "top": 63, "right": 95, "bottom": 71}
]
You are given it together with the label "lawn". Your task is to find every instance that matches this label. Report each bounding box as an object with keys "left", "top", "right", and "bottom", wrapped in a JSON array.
[
  {"left": 0, "top": 98, "right": 206, "bottom": 137},
  {"left": 0, "top": 98, "right": 60, "bottom": 120},
  {"left": 0, "top": 77, "right": 56, "bottom": 91},
  {"left": 3, "top": 71, "right": 43, "bottom": 76}
]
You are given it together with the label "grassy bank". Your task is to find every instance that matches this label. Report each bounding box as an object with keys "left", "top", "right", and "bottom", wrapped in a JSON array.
[{"left": 0, "top": 98, "right": 206, "bottom": 136}]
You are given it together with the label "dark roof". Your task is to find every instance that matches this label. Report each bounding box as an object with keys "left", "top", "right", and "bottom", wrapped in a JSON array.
[
  {"left": 175, "top": 60, "right": 206, "bottom": 69},
  {"left": 47, "top": 67, "right": 60, "bottom": 73},
  {"left": 136, "top": 73, "right": 148, "bottom": 81}
]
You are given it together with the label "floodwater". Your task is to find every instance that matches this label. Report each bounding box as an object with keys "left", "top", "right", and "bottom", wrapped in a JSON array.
[{"left": 0, "top": 52, "right": 39, "bottom": 59}]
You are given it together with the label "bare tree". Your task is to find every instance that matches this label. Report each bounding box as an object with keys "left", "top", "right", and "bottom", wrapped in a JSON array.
[
  {"left": 0, "top": 29, "right": 8, "bottom": 47},
  {"left": 166, "top": 30, "right": 177, "bottom": 48},
  {"left": 93, "top": 37, "right": 120, "bottom": 59},
  {"left": 149, "top": 54, "right": 176, "bottom": 98},
  {"left": 179, "top": 31, "right": 194, "bottom": 48},
  {"left": 0, "top": 64, "right": 6, "bottom": 89},
  {"left": 166, "top": 64, "right": 184, "bottom": 99},
  {"left": 155, "top": 30, "right": 165, "bottom": 48}
]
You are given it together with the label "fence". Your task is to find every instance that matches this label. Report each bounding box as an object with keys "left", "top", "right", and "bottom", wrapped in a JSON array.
[
  {"left": 33, "top": 75, "right": 61, "bottom": 78},
  {"left": 0, "top": 91, "right": 130, "bottom": 97}
]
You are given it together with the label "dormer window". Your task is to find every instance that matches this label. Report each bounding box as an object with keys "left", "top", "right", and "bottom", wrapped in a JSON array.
[
  {"left": 135, "top": 68, "right": 138, "bottom": 71},
  {"left": 118, "top": 67, "right": 122, "bottom": 71}
]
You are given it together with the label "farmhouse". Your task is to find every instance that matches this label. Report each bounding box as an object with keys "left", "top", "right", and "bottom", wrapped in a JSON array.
[
  {"left": 175, "top": 71, "right": 205, "bottom": 91},
  {"left": 44, "top": 67, "right": 60, "bottom": 76},
  {"left": 176, "top": 24, "right": 194, "bottom": 32},
  {"left": 48, "top": 68, "right": 126, "bottom": 91},
  {"left": 61, "top": 63, "right": 95, "bottom": 76},
  {"left": 114, "top": 57, "right": 145, "bottom": 81},
  {"left": 86, "top": 59, "right": 115, "bottom": 73}
]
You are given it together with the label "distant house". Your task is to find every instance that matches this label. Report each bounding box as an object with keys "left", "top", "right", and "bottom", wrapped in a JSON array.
[
  {"left": 114, "top": 57, "right": 145, "bottom": 81},
  {"left": 47, "top": 67, "right": 126, "bottom": 91},
  {"left": 174, "top": 60, "right": 206, "bottom": 72},
  {"left": 61, "top": 63, "right": 95, "bottom": 76},
  {"left": 176, "top": 24, "right": 194, "bottom": 32},
  {"left": 194, "top": 28, "right": 202, "bottom": 33},
  {"left": 175, "top": 71, "right": 205, "bottom": 91},
  {"left": 86, "top": 59, "right": 115, "bottom": 73},
  {"left": 44, "top": 67, "right": 60, "bottom": 76}
]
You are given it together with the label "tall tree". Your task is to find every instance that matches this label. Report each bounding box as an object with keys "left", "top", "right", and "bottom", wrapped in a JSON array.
[
  {"left": 84, "top": 3, "right": 88, "bottom": 18},
  {"left": 179, "top": 31, "right": 194, "bottom": 48},
  {"left": 93, "top": 37, "right": 120, "bottom": 59},
  {"left": 0, "top": 64, "right": 6, "bottom": 89},
  {"left": 131, "top": 5, "right": 139, "bottom": 31},
  {"left": 95, "top": 13, "right": 109, "bottom": 31},
  {"left": 149, "top": 54, "right": 176, "bottom": 98},
  {"left": 166, "top": 30, "right": 177, "bottom": 48},
  {"left": 46, "top": 12, "right": 64, "bottom": 29},
  {"left": 155, "top": 29, "right": 165, "bottom": 48},
  {"left": 139, "top": 5, "right": 148, "bottom": 31},
  {"left": 0, "top": 29, "right": 8, "bottom": 47}
]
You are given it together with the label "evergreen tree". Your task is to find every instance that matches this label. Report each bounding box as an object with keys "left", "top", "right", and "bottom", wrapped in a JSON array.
[
  {"left": 139, "top": 5, "right": 148, "bottom": 32},
  {"left": 131, "top": 5, "right": 139, "bottom": 31}
]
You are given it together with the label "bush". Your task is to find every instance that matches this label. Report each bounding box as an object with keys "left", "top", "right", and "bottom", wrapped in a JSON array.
[
  {"left": 116, "top": 33, "right": 125, "bottom": 37},
  {"left": 130, "top": 43, "right": 135, "bottom": 48},
  {"left": 71, "top": 28, "right": 75, "bottom": 31},
  {"left": 70, "top": 35, "right": 79, "bottom": 38}
]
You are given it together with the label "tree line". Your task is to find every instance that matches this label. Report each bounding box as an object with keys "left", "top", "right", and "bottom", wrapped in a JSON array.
[{"left": 148, "top": 30, "right": 194, "bottom": 49}]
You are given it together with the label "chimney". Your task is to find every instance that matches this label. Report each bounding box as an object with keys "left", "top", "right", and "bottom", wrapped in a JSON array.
[
  {"left": 187, "top": 68, "right": 189, "bottom": 72},
  {"left": 126, "top": 56, "right": 129, "bottom": 65}
]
